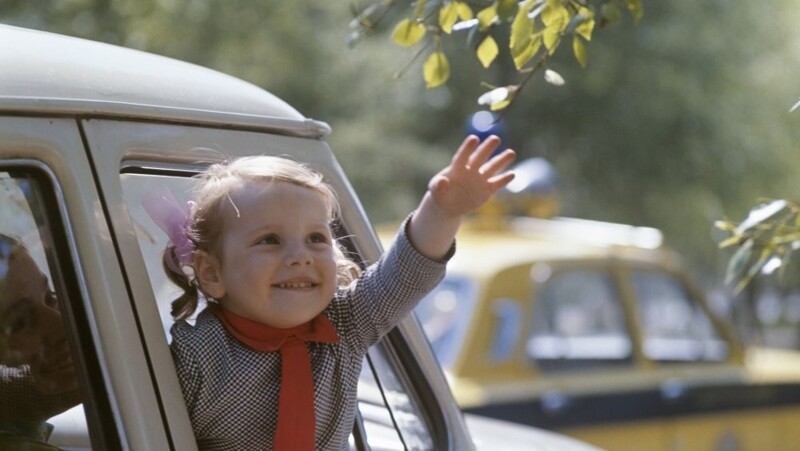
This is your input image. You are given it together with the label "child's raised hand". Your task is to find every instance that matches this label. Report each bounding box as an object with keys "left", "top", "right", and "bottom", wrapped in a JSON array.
[{"left": 428, "top": 135, "right": 516, "bottom": 218}]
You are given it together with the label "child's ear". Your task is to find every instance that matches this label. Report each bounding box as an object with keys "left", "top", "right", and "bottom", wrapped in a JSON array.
[{"left": 194, "top": 250, "right": 226, "bottom": 299}]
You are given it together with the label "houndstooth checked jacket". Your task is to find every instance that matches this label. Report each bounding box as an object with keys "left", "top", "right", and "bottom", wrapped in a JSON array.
[{"left": 170, "top": 219, "right": 452, "bottom": 450}]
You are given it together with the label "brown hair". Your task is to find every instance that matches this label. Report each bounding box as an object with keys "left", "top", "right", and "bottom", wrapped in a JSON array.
[{"left": 166, "top": 156, "right": 361, "bottom": 320}]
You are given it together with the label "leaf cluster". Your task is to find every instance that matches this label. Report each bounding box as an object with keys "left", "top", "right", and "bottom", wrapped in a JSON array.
[
  {"left": 716, "top": 199, "right": 800, "bottom": 293},
  {"left": 350, "top": 0, "right": 643, "bottom": 110}
]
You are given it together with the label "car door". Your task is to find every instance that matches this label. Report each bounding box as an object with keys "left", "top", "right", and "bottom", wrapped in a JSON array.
[{"left": 0, "top": 116, "right": 172, "bottom": 450}]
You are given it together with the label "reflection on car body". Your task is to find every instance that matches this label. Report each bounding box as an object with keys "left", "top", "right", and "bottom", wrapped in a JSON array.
[
  {"left": 397, "top": 185, "right": 800, "bottom": 451},
  {"left": 0, "top": 24, "right": 598, "bottom": 450}
]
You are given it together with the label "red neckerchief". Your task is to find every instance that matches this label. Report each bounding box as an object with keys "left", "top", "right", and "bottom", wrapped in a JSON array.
[{"left": 212, "top": 307, "right": 340, "bottom": 451}]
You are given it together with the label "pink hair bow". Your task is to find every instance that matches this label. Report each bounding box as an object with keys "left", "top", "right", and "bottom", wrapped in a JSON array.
[{"left": 142, "top": 186, "right": 194, "bottom": 274}]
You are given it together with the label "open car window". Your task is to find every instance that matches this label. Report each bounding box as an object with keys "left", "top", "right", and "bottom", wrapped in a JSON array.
[{"left": 120, "top": 170, "right": 436, "bottom": 451}]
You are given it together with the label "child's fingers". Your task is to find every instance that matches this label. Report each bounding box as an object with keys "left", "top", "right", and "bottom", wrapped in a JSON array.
[
  {"left": 467, "top": 135, "right": 502, "bottom": 169},
  {"left": 487, "top": 171, "right": 516, "bottom": 190},
  {"left": 480, "top": 148, "right": 516, "bottom": 176},
  {"left": 451, "top": 135, "right": 480, "bottom": 168}
]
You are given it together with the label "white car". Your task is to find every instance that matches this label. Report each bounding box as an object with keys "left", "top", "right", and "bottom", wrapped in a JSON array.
[{"left": 0, "top": 24, "right": 597, "bottom": 451}]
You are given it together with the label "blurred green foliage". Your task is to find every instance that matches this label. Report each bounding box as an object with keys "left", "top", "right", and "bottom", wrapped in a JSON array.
[
  {"left": 3, "top": 0, "right": 800, "bottom": 294},
  {"left": 717, "top": 199, "right": 800, "bottom": 292}
]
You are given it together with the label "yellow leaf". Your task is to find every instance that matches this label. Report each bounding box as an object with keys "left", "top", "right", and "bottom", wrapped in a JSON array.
[
  {"left": 510, "top": 0, "right": 534, "bottom": 52},
  {"left": 477, "top": 35, "right": 499, "bottom": 68},
  {"left": 490, "top": 99, "right": 512, "bottom": 111},
  {"left": 456, "top": 1, "right": 473, "bottom": 20},
  {"left": 423, "top": 51, "right": 450, "bottom": 88},
  {"left": 574, "top": 7, "right": 594, "bottom": 41},
  {"left": 512, "top": 34, "right": 541, "bottom": 69},
  {"left": 477, "top": 5, "right": 497, "bottom": 30},
  {"left": 624, "top": 0, "right": 644, "bottom": 23},
  {"left": 392, "top": 18, "right": 426, "bottom": 47},
  {"left": 510, "top": 1, "right": 540, "bottom": 69},
  {"left": 440, "top": 3, "right": 458, "bottom": 34},
  {"left": 541, "top": 4, "right": 569, "bottom": 29},
  {"left": 573, "top": 36, "right": 587, "bottom": 68},
  {"left": 543, "top": 27, "right": 560, "bottom": 53}
]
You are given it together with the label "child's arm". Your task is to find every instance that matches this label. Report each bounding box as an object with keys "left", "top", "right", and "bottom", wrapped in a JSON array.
[{"left": 408, "top": 135, "right": 515, "bottom": 260}]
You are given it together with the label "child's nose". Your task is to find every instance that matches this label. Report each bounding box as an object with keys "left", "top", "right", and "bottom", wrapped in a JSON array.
[{"left": 286, "top": 244, "right": 312, "bottom": 266}]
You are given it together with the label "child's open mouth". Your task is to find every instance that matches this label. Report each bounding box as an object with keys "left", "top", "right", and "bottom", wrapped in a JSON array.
[{"left": 274, "top": 282, "right": 316, "bottom": 289}]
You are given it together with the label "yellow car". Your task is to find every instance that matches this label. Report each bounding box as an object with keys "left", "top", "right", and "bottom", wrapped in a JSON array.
[{"left": 384, "top": 206, "right": 800, "bottom": 451}]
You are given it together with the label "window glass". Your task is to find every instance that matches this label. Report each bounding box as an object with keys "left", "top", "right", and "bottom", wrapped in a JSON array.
[
  {"left": 120, "top": 171, "right": 435, "bottom": 450},
  {"left": 413, "top": 275, "right": 477, "bottom": 367},
  {"left": 631, "top": 270, "right": 728, "bottom": 362},
  {"left": 528, "top": 268, "right": 632, "bottom": 371},
  {"left": 488, "top": 298, "right": 521, "bottom": 363},
  {"left": 0, "top": 171, "right": 90, "bottom": 449}
]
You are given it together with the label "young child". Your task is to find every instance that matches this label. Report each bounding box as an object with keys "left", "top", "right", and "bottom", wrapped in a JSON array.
[{"left": 149, "top": 135, "right": 515, "bottom": 450}]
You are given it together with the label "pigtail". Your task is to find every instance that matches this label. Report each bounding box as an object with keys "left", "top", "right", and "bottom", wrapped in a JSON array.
[{"left": 162, "top": 245, "right": 200, "bottom": 320}]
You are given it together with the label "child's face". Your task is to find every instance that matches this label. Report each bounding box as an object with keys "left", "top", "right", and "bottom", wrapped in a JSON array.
[{"left": 199, "top": 181, "right": 338, "bottom": 328}]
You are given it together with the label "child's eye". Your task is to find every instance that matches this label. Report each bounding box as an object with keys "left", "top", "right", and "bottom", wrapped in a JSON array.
[
  {"left": 309, "top": 233, "right": 329, "bottom": 244},
  {"left": 258, "top": 234, "right": 280, "bottom": 245}
]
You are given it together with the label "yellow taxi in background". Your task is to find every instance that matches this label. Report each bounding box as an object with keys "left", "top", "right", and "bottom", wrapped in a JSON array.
[{"left": 382, "top": 159, "right": 800, "bottom": 451}]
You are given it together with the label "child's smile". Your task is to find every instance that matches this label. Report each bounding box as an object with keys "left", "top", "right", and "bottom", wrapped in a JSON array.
[{"left": 196, "top": 181, "right": 338, "bottom": 328}]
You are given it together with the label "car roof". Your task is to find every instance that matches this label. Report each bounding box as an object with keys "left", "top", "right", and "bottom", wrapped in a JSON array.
[
  {"left": 0, "top": 24, "right": 329, "bottom": 138},
  {"left": 387, "top": 216, "right": 680, "bottom": 277}
]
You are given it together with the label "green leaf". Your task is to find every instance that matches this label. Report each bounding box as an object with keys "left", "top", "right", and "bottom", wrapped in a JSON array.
[
  {"left": 735, "top": 247, "right": 773, "bottom": 293},
  {"left": 714, "top": 220, "right": 738, "bottom": 233},
  {"left": 423, "top": 51, "right": 450, "bottom": 88},
  {"left": 718, "top": 235, "right": 744, "bottom": 249},
  {"left": 573, "top": 36, "right": 587, "bottom": 68},
  {"left": 440, "top": 2, "right": 459, "bottom": 34},
  {"left": 477, "top": 35, "right": 499, "bottom": 68},
  {"left": 392, "top": 18, "right": 426, "bottom": 47},
  {"left": 725, "top": 238, "right": 753, "bottom": 286},
  {"left": 624, "top": 0, "right": 644, "bottom": 24}
]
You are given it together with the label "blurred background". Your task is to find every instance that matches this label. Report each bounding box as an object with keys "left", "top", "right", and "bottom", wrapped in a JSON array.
[{"left": 4, "top": 0, "right": 800, "bottom": 347}]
